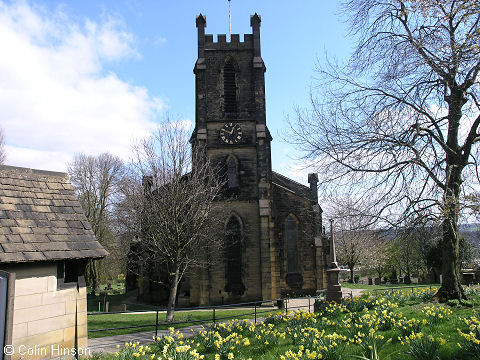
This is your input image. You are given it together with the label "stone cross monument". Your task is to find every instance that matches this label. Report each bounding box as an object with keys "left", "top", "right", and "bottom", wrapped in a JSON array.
[{"left": 326, "top": 219, "right": 342, "bottom": 302}]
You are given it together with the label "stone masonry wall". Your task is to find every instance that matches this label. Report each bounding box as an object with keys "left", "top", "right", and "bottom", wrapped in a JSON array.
[
  {"left": 5, "top": 262, "right": 87, "bottom": 360},
  {"left": 271, "top": 184, "right": 318, "bottom": 295},
  {"left": 189, "top": 200, "right": 262, "bottom": 305}
]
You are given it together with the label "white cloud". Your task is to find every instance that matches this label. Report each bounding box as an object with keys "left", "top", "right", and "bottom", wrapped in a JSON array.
[
  {"left": 0, "top": 1, "right": 161, "bottom": 171},
  {"left": 273, "top": 155, "right": 318, "bottom": 185},
  {"left": 154, "top": 35, "right": 167, "bottom": 47},
  {"left": 4, "top": 145, "right": 71, "bottom": 172}
]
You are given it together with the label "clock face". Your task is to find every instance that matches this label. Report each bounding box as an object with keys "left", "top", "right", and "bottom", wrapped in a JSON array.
[{"left": 219, "top": 122, "right": 243, "bottom": 144}]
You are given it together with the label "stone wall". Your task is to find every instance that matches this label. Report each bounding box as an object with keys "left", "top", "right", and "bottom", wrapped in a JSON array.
[
  {"left": 3, "top": 262, "right": 87, "bottom": 360},
  {"left": 189, "top": 200, "right": 262, "bottom": 305},
  {"left": 271, "top": 183, "right": 319, "bottom": 295}
]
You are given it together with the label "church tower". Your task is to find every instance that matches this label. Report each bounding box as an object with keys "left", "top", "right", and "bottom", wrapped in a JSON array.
[
  {"left": 190, "top": 14, "right": 325, "bottom": 306},
  {"left": 190, "top": 14, "right": 277, "bottom": 304},
  {"left": 192, "top": 13, "right": 271, "bottom": 195}
]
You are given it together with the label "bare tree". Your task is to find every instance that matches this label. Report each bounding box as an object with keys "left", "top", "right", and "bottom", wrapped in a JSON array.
[
  {"left": 331, "top": 200, "right": 371, "bottom": 283},
  {"left": 131, "top": 118, "right": 224, "bottom": 322},
  {"left": 68, "top": 153, "right": 125, "bottom": 293},
  {"left": 390, "top": 230, "right": 423, "bottom": 283},
  {"left": 337, "top": 230, "right": 368, "bottom": 283},
  {"left": 112, "top": 168, "right": 148, "bottom": 293},
  {"left": 289, "top": 0, "right": 480, "bottom": 300},
  {"left": 363, "top": 235, "right": 391, "bottom": 282},
  {"left": 0, "top": 127, "right": 6, "bottom": 164}
]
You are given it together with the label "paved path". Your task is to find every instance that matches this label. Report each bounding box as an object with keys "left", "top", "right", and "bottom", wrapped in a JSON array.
[
  {"left": 341, "top": 287, "right": 365, "bottom": 298},
  {"left": 88, "top": 325, "right": 205, "bottom": 354},
  {"left": 88, "top": 287, "right": 364, "bottom": 354}
]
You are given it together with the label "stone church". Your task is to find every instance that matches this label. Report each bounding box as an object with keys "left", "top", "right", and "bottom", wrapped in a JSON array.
[{"left": 187, "top": 14, "right": 328, "bottom": 305}]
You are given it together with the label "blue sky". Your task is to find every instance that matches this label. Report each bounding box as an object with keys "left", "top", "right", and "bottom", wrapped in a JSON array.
[{"left": 0, "top": 0, "right": 353, "bottom": 185}]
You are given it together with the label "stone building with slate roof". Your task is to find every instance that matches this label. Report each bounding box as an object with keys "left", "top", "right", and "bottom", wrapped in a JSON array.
[{"left": 0, "top": 165, "right": 107, "bottom": 360}]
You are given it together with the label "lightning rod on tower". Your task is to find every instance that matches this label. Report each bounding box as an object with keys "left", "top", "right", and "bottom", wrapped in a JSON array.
[{"left": 228, "top": 0, "right": 231, "bottom": 41}]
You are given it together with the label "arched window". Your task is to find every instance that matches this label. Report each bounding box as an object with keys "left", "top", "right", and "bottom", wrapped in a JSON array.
[
  {"left": 227, "top": 157, "right": 238, "bottom": 188},
  {"left": 224, "top": 59, "right": 237, "bottom": 113},
  {"left": 285, "top": 215, "right": 299, "bottom": 273},
  {"left": 225, "top": 216, "right": 244, "bottom": 295}
]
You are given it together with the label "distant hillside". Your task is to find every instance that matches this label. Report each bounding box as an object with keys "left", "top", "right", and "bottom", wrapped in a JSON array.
[
  {"left": 336, "top": 224, "right": 480, "bottom": 250},
  {"left": 460, "top": 223, "right": 480, "bottom": 249}
]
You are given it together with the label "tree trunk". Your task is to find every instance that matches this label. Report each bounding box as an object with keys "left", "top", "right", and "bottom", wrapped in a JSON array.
[
  {"left": 435, "top": 92, "right": 467, "bottom": 301},
  {"left": 349, "top": 267, "right": 354, "bottom": 283},
  {"left": 405, "top": 250, "right": 411, "bottom": 279},
  {"left": 166, "top": 269, "right": 180, "bottom": 322},
  {"left": 87, "top": 260, "right": 98, "bottom": 295},
  {"left": 436, "top": 215, "right": 465, "bottom": 301},
  {"left": 436, "top": 167, "right": 466, "bottom": 301}
]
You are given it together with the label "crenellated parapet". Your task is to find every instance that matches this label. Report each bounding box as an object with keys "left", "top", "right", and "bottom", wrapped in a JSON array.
[
  {"left": 195, "top": 13, "right": 262, "bottom": 54},
  {"left": 203, "top": 34, "right": 254, "bottom": 50}
]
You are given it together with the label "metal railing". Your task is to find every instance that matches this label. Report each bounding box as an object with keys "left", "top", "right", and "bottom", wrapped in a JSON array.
[{"left": 87, "top": 296, "right": 320, "bottom": 337}]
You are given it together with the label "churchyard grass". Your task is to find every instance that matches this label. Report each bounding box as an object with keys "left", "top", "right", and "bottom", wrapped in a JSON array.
[
  {"left": 88, "top": 308, "right": 283, "bottom": 339},
  {"left": 97, "top": 285, "right": 480, "bottom": 359}
]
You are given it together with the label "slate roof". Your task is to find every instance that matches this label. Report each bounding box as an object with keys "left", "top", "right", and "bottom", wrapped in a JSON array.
[
  {"left": 0, "top": 165, "right": 108, "bottom": 263},
  {"left": 271, "top": 171, "right": 315, "bottom": 201}
]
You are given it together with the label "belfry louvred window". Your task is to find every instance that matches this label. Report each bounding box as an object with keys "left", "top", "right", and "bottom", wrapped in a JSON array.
[
  {"left": 224, "top": 59, "right": 237, "bottom": 113},
  {"left": 227, "top": 157, "right": 238, "bottom": 188}
]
